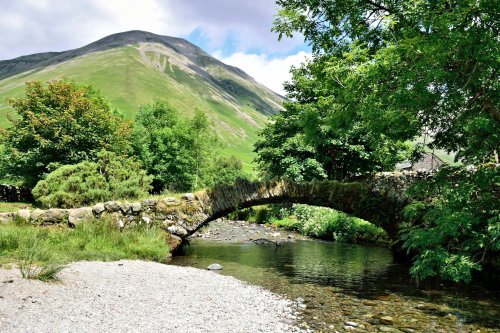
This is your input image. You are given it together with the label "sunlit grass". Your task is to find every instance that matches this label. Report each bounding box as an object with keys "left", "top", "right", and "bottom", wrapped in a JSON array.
[{"left": 0, "top": 217, "right": 170, "bottom": 280}]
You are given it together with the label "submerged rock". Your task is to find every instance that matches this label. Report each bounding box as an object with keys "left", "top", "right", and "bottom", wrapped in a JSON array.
[{"left": 207, "top": 263, "right": 223, "bottom": 270}]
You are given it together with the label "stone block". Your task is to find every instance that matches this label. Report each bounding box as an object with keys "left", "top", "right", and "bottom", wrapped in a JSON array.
[
  {"left": 68, "top": 207, "right": 93, "bottom": 226},
  {"left": 92, "top": 203, "right": 105, "bottom": 215},
  {"left": 104, "top": 201, "right": 121, "bottom": 212}
]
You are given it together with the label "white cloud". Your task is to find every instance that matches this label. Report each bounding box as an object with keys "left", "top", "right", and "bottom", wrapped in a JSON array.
[
  {"left": 0, "top": 0, "right": 305, "bottom": 60},
  {"left": 214, "top": 51, "right": 311, "bottom": 95}
]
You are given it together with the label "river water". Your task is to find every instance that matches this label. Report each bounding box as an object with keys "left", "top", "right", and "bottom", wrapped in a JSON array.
[{"left": 171, "top": 238, "right": 499, "bottom": 332}]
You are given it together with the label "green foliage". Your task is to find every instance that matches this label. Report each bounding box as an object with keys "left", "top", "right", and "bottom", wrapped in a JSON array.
[
  {"left": 272, "top": 0, "right": 499, "bottom": 282},
  {"left": 132, "top": 100, "right": 195, "bottom": 192},
  {"left": 209, "top": 155, "right": 248, "bottom": 187},
  {"left": 401, "top": 165, "right": 500, "bottom": 283},
  {"left": 235, "top": 204, "right": 386, "bottom": 243},
  {"left": 0, "top": 81, "right": 132, "bottom": 187},
  {"left": 273, "top": 0, "right": 499, "bottom": 165},
  {"left": 0, "top": 217, "right": 169, "bottom": 268},
  {"left": 32, "top": 151, "right": 152, "bottom": 208},
  {"left": 132, "top": 100, "right": 247, "bottom": 192},
  {"left": 255, "top": 49, "right": 408, "bottom": 182},
  {"left": 293, "top": 204, "right": 387, "bottom": 243}
]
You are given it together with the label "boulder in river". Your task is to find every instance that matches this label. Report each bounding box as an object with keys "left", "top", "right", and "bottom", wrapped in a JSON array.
[{"left": 207, "top": 263, "right": 223, "bottom": 270}]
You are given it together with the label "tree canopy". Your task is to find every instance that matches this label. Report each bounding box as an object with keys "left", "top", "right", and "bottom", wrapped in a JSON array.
[
  {"left": 267, "top": 0, "right": 499, "bottom": 282},
  {"left": 132, "top": 100, "right": 246, "bottom": 192},
  {"left": 272, "top": 0, "right": 499, "bottom": 163},
  {"left": 0, "top": 80, "right": 131, "bottom": 186}
]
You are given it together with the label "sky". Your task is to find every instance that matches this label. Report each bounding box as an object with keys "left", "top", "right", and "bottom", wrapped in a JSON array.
[{"left": 0, "top": 0, "right": 311, "bottom": 95}]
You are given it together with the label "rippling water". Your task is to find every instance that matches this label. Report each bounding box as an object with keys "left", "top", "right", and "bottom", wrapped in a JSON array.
[{"left": 171, "top": 240, "right": 500, "bottom": 332}]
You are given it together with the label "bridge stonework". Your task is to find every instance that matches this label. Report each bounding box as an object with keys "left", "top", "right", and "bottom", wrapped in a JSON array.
[{"left": 0, "top": 172, "right": 429, "bottom": 251}]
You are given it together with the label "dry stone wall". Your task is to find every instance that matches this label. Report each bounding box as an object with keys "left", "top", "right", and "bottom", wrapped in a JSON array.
[
  {"left": 0, "top": 184, "right": 33, "bottom": 203},
  {"left": 0, "top": 172, "right": 430, "bottom": 250}
]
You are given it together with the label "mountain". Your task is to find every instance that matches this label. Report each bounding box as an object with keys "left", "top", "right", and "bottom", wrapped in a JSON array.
[{"left": 0, "top": 30, "right": 284, "bottom": 170}]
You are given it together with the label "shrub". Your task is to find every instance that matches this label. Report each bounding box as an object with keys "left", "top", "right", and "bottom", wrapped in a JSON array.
[
  {"left": 32, "top": 151, "right": 152, "bottom": 208},
  {"left": 293, "top": 204, "right": 386, "bottom": 242}
]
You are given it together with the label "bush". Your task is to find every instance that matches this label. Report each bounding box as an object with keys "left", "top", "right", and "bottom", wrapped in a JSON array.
[
  {"left": 32, "top": 151, "right": 152, "bottom": 208},
  {"left": 0, "top": 80, "right": 131, "bottom": 187},
  {"left": 293, "top": 204, "right": 387, "bottom": 242}
]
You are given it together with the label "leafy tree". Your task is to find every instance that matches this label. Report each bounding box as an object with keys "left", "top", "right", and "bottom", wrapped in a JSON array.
[
  {"left": 190, "top": 109, "right": 218, "bottom": 189},
  {"left": 132, "top": 101, "right": 246, "bottom": 192},
  {"left": 0, "top": 80, "right": 131, "bottom": 187},
  {"left": 402, "top": 165, "right": 499, "bottom": 283},
  {"left": 255, "top": 90, "right": 406, "bottom": 181},
  {"left": 32, "top": 151, "right": 152, "bottom": 208},
  {"left": 273, "top": 0, "right": 499, "bottom": 164},
  {"left": 132, "top": 100, "right": 195, "bottom": 192},
  {"left": 208, "top": 155, "right": 247, "bottom": 187},
  {"left": 271, "top": 0, "right": 499, "bottom": 281}
]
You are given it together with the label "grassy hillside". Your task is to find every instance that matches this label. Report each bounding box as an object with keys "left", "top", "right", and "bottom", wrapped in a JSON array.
[{"left": 0, "top": 31, "right": 283, "bottom": 172}]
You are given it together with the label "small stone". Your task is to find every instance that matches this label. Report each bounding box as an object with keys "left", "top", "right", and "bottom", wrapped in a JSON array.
[
  {"left": 363, "top": 300, "right": 377, "bottom": 306},
  {"left": 207, "top": 263, "right": 223, "bottom": 270},
  {"left": 379, "top": 316, "right": 394, "bottom": 325},
  {"left": 141, "top": 199, "right": 157, "bottom": 207},
  {"left": 92, "top": 203, "right": 105, "bottom": 215},
  {"left": 167, "top": 224, "right": 188, "bottom": 237},
  {"left": 120, "top": 203, "right": 131, "bottom": 214},
  {"left": 130, "top": 202, "right": 142, "bottom": 213},
  {"left": 379, "top": 327, "right": 396, "bottom": 332},
  {"left": 401, "top": 328, "right": 416, "bottom": 333},
  {"left": 17, "top": 209, "right": 31, "bottom": 221},
  {"left": 68, "top": 207, "right": 93, "bottom": 226},
  {"left": 104, "top": 201, "right": 121, "bottom": 212},
  {"left": 0, "top": 212, "right": 14, "bottom": 223},
  {"left": 181, "top": 193, "right": 196, "bottom": 201},
  {"left": 159, "top": 197, "right": 180, "bottom": 205},
  {"left": 345, "top": 321, "right": 359, "bottom": 327}
]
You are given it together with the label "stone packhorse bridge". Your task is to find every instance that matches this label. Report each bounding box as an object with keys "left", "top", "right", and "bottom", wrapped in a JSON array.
[{"left": 0, "top": 172, "right": 428, "bottom": 250}]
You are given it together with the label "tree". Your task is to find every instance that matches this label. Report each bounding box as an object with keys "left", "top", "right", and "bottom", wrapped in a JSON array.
[
  {"left": 254, "top": 84, "right": 407, "bottom": 181},
  {"left": 190, "top": 109, "right": 217, "bottom": 189},
  {"left": 132, "top": 100, "right": 246, "bottom": 192},
  {"left": 271, "top": 0, "right": 499, "bottom": 281},
  {"left": 132, "top": 100, "right": 195, "bottom": 192},
  {"left": 0, "top": 80, "right": 131, "bottom": 187},
  {"left": 32, "top": 151, "right": 152, "bottom": 208},
  {"left": 273, "top": 0, "right": 499, "bottom": 164}
]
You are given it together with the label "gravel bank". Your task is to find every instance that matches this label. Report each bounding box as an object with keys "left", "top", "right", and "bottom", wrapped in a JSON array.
[{"left": 0, "top": 260, "right": 301, "bottom": 332}]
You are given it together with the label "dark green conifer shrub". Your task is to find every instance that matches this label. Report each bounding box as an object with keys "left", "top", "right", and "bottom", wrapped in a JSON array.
[{"left": 32, "top": 151, "right": 152, "bottom": 208}]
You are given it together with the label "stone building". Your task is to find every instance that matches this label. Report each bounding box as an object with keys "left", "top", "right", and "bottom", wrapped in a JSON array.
[{"left": 396, "top": 152, "right": 446, "bottom": 172}]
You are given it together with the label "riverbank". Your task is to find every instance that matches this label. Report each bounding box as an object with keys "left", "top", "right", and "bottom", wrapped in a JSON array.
[
  {"left": 0, "top": 260, "right": 304, "bottom": 333},
  {"left": 191, "top": 218, "right": 311, "bottom": 243}
]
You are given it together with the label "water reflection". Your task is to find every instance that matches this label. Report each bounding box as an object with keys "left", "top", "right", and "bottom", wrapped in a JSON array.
[{"left": 171, "top": 240, "right": 500, "bottom": 331}]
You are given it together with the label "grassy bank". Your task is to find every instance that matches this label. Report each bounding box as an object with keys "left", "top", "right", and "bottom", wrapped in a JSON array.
[
  {"left": 0, "top": 202, "right": 32, "bottom": 212},
  {"left": 0, "top": 217, "right": 169, "bottom": 280}
]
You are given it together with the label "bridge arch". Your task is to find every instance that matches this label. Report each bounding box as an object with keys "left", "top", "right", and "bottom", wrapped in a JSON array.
[{"left": 167, "top": 173, "right": 425, "bottom": 241}]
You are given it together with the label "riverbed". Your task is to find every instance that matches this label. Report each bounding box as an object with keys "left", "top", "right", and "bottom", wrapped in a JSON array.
[{"left": 171, "top": 220, "right": 500, "bottom": 332}]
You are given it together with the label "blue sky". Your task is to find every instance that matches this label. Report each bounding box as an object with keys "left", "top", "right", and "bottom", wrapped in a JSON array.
[{"left": 0, "top": 0, "right": 311, "bottom": 94}]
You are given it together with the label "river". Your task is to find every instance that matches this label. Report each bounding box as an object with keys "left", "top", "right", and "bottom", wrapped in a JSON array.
[{"left": 170, "top": 223, "right": 499, "bottom": 332}]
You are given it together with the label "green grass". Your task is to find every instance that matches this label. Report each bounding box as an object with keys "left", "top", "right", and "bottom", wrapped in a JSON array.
[
  {"left": 0, "top": 202, "right": 32, "bottom": 212},
  {"left": 0, "top": 217, "right": 170, "bottom": 280}
]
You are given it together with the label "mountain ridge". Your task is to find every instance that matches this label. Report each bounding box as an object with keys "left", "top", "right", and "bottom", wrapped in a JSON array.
[{"left": 0, "top": 30, "right": 283, "bottom": 170}]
